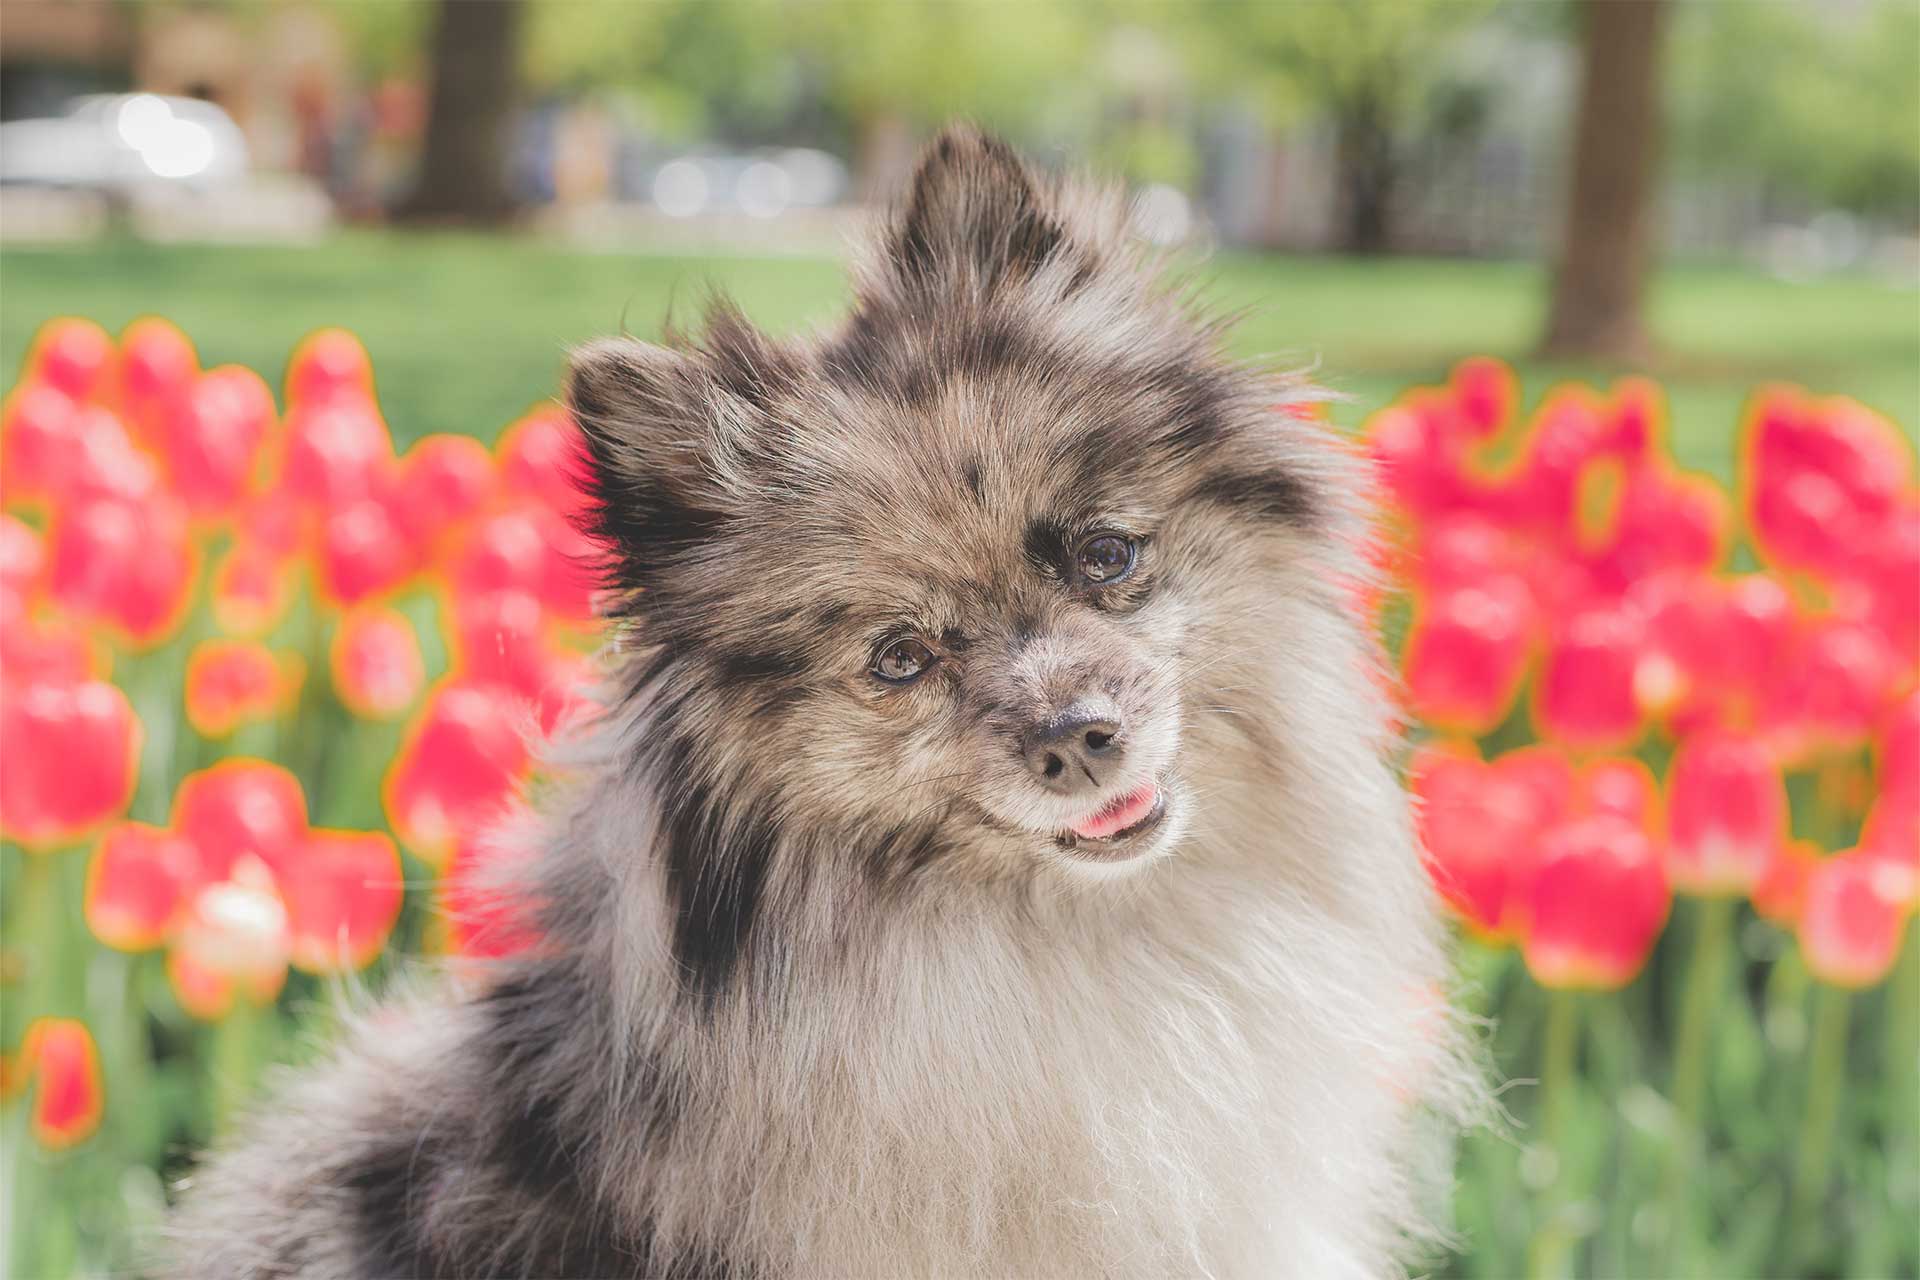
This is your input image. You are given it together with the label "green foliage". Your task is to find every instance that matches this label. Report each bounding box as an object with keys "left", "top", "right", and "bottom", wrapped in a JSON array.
[{"left": 1669, "top": 0, "right": 1920, "bottom": 220}]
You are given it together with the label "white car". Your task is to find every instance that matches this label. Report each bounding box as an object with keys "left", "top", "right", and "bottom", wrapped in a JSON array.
[{"left": 0, "top": 93, "right": 248, "bottom": 191}]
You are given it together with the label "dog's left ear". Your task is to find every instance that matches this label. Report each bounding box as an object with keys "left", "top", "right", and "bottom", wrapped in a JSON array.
[{"left": 884, "top": 123, "right": 1074, "bottom": 295}]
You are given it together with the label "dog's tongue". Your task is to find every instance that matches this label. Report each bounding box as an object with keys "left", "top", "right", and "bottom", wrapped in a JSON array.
[{"left": 1068, "top": 782, "right": 1159, "bottom": 840}]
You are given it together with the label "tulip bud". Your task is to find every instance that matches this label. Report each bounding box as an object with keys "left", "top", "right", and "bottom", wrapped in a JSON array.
[
  {"left": 28, "top": 318, "right": 114, "bottom": 402},
  {"left": 1666, "top": 731, "right": 1787, "bottom": 895},
  {"left": 331, "top": 606, "right": 426, "bottom": 720},
  {"left": 20, "top": 1018, "right": 104, "bottom": 1149},
  {"left": 1521, "top": 815, "right": 1670, "bottom": 990},
  {"left": 394, "top": 433, "right": 496, "bottom": 551},
  {"left": 86, "top": 822, "right": 196, "bottom": 951},
  {"left": 1799, "top": 851, "right": 1911, "bottom": 988},
  {"left": 384, "top": 679, "right": 531, "bottom": 862},
  {"left": 184, "top": 640, "right": 302, "bottom": 737},
  {"left": 0, "top": 678, "right": 141, "bottom": 848},
  {"left": 1535, "top": 604, "right": 1646, "bottom": 750},
  {"left": 282, "top": 829, "right": 404, "bottom": 974},
  {"left": 172, "top": 759, "right": 308, "bottom": 884},
  {"left": 285, "top": 328, "right": 374, "bottom": 408},
  {"left": 1402, "top": 575, "right": 1535, "bottom": 733}
]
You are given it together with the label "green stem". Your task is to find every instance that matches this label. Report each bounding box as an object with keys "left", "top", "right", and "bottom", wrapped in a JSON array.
[
  {"left": 1526, "top": 990, "right": 1583, "bottom": 1280},
  {"left": 1788, "top": 983, "right": 1850, "bottom": 1270},
  {"left": 1662, "top": 895, "right": 1735, "bottom": 1275},
  {"left": 209, "top": 999, "right": 263, "bottom": 1137}
]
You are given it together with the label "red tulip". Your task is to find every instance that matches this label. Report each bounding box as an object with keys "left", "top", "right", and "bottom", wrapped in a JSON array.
[
  {"left": 1412, "top": 742, "right": 1572, "bottom": 941},
  {"left": 1752, "top": 839, "right": 1820, "bottom": 927},
  {"left": 160, "top": 365, "right": 276, "bottom": 518},
  {"left": 117, "top": 317, "right": 198, "bottom": 444},
  {"left": 1581, "top": 756, "right": 1660, "bottom": 829},
  {"left": 54, "top": 406, "right": 163, "bottom": 506},
  {"left": 168, "top": 856, "right": 291, "bottom": 1018},
  {"left": 1448, "top": 357, "right": 1515, "bottom": 438},
  {"left": 47, "top": 491, "right": 198, "bottom": 647},
  {"left": 443, "top": 832, "right": 542, "bottom": 959},
  {"left": 28, "top": 318, "right": 114, "bottom": 402},
  {"left": 450, "top": 505, "right": 550, "bottom": 600},
  {"left": 285, "top": 328, "right": 374, "bottom": 408},
  {"left": 1521, "top": 814, "right": 1670, "bottom": 990},
  {"left": 314, "top": 492, "right": 417, "bottom": 606},
  {"left": 1369, "top": 403, "right": 1468, "bottom": 520},
  {"left": 384, "top": 678, "right": 531, "bottom": 862},
  {"left": 1666, "top": 731, "right": 1787, "bottom": 895},
  {"left": 496, "top": 407, "right": 591, "bottom": 520},
  {"left": 171, "top": 759, "right": 308, "bottom": 884},
  {"left": 86, "top": 822, "right": 196, "bottom": 950},
  {"left": 184, "top": 640, "right": 301, "bottom": 737},
  {"left": 331, "top": 606, "right": 426, "bottom": 720},
  {"left": 1534, "top": 603, "right": 1645, "bottom": 750},
  {"left": 0, "top": 382, "right": 78, "bottom": 507},
  {"left": 0, "top": 678, "right": 140, "bottom": 848},
  {"left": 394, "top": 433, "right": 496, "bottom": 551},
  {"left": 281, "top": 829, "right": 404, "bottom": 974},
  {"left": 210, "top": 540, "right": 296, "bottom": 639},
  {"left": 1415, "top": 514, "right": 1515, "bottom": 591},
  {"left": 0, "top": 610, "right": 100, "bottom": 687},
  {"left": 1798, "top": 850, "right": 1911, "bottom": 988},
  {"left": 1402, "top": 575, "right": 1535, "bottom": 733},
  {"left": 279, "top": 398, "right": 394, "bottom": 510},
  {"left": 1769, "top": 615, "right": 1900, "bottom": 755},
  {"left": 19, "top": 1018, "right": 103, "bottom": 1150}
]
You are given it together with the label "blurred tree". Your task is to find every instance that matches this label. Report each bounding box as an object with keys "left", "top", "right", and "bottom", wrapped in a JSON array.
[
  {"left": 1542, "top": 0, "right": 1668, "bottom": 361},
  {"left": 1668, "top": 0, "right": 1919, "bottom": 224},
  {"left": 398, "top": 0, "right": 525, "bottom": 224},
  {"left": 1200, "top": 0, "right": 1495, "bottom": 254}
]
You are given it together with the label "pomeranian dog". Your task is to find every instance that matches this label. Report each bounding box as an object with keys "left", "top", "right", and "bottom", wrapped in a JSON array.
[{"left": 166, "top": 125, "right": 1474, "bottom": 1279}]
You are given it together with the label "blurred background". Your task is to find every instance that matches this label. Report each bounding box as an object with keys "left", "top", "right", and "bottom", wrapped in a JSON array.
[{"left": 0, "top": 2, "right": 1916, "bottom": 1278}]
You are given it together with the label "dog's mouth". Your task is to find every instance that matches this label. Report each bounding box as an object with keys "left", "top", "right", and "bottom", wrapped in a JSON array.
[{"left": 1053, "top": 779, "right": 1167, "bottom": 858}]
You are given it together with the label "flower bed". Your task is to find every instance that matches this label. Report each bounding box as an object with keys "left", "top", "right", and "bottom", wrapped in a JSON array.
[{"left": 0, "top": 323, "right": 1913, "bottom": 1277}]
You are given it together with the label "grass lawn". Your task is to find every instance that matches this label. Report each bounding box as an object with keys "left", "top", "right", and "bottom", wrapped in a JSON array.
[{"left": 3, "top": 233, "right": 1915, "bottom": 483}]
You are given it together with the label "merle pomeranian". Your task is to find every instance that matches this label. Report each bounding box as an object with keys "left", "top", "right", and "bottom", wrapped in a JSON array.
[{"left": 166, "top": 126, "right": 1476, "bottom": 1279}]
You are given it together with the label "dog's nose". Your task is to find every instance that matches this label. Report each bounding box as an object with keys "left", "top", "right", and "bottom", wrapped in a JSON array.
[{"left": 1023, "top": 707, "right": 1125, "bottom": 793}]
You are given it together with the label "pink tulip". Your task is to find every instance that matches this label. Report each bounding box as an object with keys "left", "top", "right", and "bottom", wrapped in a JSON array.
[
  {"left": 285, "top": 328, "right": 374, "bottom": 408},
  {"left": 1402, "top": 575, "right": 1535, "bottom": 733},
  {"left": 1534, "top": 603, "right": 1645, "bottom": 750},
  {"left": 1521, "top": 814, "right": 1670, "bottom": 990},
  {"left": 117, "top": 317, "right": 198, "bottom": 445},
  {"left": 394, "top": 433, "right": 496, "bottom": 551},
  {"left": 86, "top": 822, "right": 197, "bottom": 951},
  {"left": 497, "top": 407, "right": 592, "bottom": 521},
  {"left": 1666, "top": 730, "right": 1787, "bottom": 895},
  {"left": 314, "top": 492, "right": 417, "bottom": 606},
  {"left": 184, "top": 640, "right": 300, "bottom": 738},
  {"left": 331, "top": 606, "right": 426, "bottom": 720},
  {"left": 1798, "top": 850, "right": 1911, "bottom": 988},
  {"left": 1412, "top": 742, "right": 1571, "bottom": 941},
  {"left": 171, "top": 759, "right": 308, "bottom": 885},
  {"left": 47, "top": 491, "right": 198, "bottom": 647},
  {"left": 281, "top": 829, "right": 404, "bottom": 974},
  {"left": 18, "top": 1018, "right": 104, "bottom": 1150},
  {"left": 28, "top": 318, "right": 114, "bottom": 402},
  {"left": 160, "top": 365, "right": 276, "bottom": 518},
  {"left": 384, "top": 678, "right": 531, "bottom": 862},
  {"left": 0, "top": 678, "right": 141, "bottom": 849}
]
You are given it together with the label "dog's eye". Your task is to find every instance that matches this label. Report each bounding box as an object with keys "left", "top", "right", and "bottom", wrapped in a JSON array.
[
  {"left": 1075, "top": 534, "right": 1136, "bottom": 585},
  {"left": 872, "top": 638, "right": 936, "bottom": 684}
]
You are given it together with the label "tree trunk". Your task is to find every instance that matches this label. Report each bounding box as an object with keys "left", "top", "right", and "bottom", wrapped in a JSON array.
[
  {"left": 1541, "top": 0, "right": 1669, "bottom": 361},
  {"left": 1334, "top": 94, "right": 1396, "bottom": 255},
  {"left": 396, "top": 0, "right": 525, "bottom": 224}
]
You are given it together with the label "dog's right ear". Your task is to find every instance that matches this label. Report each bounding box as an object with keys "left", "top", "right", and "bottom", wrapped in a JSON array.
[{"left": 565, "top": 335, "right": 733, "bottom": 586}]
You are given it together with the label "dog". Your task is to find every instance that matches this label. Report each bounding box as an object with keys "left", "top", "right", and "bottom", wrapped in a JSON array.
[{"left": 165, "top": 125, "right": 1476, "bottom": 1279}]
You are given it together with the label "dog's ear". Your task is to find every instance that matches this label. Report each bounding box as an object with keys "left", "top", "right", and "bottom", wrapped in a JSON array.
[
  {"left": 566, "top": 319, "right": 791, "bottom": 586},
  {"left": 884, "top": 123, "right": 1072, "bottom": 294}
]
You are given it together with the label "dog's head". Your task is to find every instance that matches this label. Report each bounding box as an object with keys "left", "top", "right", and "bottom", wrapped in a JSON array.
[{"left": 568, "top": 127, "right": 1361, "bottom": 983}]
